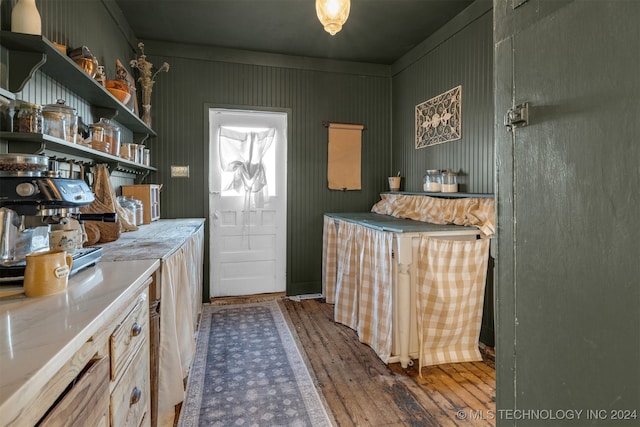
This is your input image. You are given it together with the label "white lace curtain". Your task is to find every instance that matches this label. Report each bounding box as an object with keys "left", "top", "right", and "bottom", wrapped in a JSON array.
[{"left": 218, "top": 126, "right": 275, "bottom": 209}]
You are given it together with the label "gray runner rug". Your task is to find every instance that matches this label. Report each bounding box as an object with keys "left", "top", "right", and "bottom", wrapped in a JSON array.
[{"left": 178, "top": 300, "right": 333, "bottom": 427}]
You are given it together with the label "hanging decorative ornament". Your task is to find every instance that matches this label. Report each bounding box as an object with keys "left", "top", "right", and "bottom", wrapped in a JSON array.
[
  {"left": 11, "top": 0, "right": 42, "bottom": 35},
  {"left": 316, "top": 0, "right": 350, "bottom": 36}
]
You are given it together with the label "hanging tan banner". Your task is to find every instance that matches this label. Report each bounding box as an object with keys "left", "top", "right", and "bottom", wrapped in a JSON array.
[{"left": 327, "top": 122, "right": 364, "bottom": 190}]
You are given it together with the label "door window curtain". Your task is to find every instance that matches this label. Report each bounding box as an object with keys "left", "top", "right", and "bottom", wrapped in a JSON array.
[{"left": 218, "top": 127, "right": 275, "bottom": 209}]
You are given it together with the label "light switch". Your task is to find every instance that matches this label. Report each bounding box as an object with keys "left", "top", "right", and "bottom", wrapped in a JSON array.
[{"left": 171, "top": 165, "right": 190, "bottom": 178}]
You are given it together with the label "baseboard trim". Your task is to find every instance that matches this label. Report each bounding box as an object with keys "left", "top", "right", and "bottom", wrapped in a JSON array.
[{"left": 209, "top": 292, "right": 286, "bottom": 305}]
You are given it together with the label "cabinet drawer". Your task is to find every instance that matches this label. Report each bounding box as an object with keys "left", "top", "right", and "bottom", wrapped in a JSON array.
[
  {"left": 39, "top": 356, "right": 110, "bottom": 427},
  {"left": 110, "top": 344, "right": 150, "bottom": 427},
  {"left": 110, "top": 293, "right": 149, "bottom": 381}
]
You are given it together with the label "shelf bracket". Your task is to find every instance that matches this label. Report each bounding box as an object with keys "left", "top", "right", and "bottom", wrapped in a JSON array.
[
  {"left": 136, "top": 169, "right": 150, "bottom": 184},
  {"left": 90, "top": 106, "right": 118, "bottom": 123},
  {"left": 8, "top": 50, "right": 46, "bottom": 93},
  {"left": 133, "top": 133, "right": 150, "bottom": 145}
]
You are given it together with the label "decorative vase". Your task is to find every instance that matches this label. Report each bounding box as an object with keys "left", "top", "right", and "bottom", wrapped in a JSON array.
[
  {"left": 142, "top": 104, "right": 152, "bottom": 128},
  {"left": 11, "top": 0, "right": 42, "bottom": 35}
]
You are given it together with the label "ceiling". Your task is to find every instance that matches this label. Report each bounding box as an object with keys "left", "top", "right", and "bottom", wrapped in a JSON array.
[{"left": 114, "top": 0, "right": 475, "bottom": 65}]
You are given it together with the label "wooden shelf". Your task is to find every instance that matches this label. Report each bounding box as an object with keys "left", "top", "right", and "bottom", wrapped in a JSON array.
[
  {"left": 0, "top": 132, "right": 156, "bottom": 174},
  {"left": 0, "top": 31, "right": 155, "bottom": 138}
]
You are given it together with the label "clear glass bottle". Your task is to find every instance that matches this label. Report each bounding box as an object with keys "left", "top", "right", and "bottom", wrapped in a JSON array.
[
  {"left": 441, "top": 170, "right": 459, "bottom": 193},
  {"left": 423, "top": 169, "right": 441, "bottom": 192}
]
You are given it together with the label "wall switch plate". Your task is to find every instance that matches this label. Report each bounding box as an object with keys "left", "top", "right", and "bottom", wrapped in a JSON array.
[{"left": 171, "top": 165, "right": 190, "bottom": 178}]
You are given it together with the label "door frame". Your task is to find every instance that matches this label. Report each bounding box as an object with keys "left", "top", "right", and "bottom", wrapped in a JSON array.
[{"left": 203, "top": 103, "right": 291, "bottom": 297}]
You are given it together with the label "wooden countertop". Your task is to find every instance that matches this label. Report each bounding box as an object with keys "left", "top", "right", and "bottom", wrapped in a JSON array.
[
  {"left": 0, "top": 259, "right": 160, "bottom": 423},
  {"left": 96, "top": 218, "right": 205, "bottom": 262}
]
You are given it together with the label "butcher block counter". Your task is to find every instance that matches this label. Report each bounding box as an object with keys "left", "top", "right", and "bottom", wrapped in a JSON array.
[
  {"left": 97, "top": 218, "right": 205, "bottom": 262},
  {"left": 0, "top": 259, "right": 160, "bottom": 426}
]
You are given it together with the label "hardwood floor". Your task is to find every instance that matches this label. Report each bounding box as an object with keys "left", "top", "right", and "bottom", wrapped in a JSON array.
[{"left": 279, "top": 297, "right": 496, "bottom": 427}]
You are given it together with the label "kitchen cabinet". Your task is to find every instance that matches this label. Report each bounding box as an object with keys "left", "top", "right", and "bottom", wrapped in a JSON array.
[
  {"left": 109, "top": 290, "right": 151, "bottom": 427},
  {"left": 0, "top": 32, "right": 156, "bottom": 177},
  {"left": 0, "top": 259, "right": 160, "bottom": 427},
  {"left": 97, "top": 219, "right": 205, "bottom": 427},
  {"left": 39, "top": 356, "right": 110, "bottom": 427},
  {"left": 121, "top": 184, "right": 161, "bottom": 224}
]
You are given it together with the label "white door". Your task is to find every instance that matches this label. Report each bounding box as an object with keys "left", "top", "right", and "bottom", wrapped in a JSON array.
[{"left": 209, "top": 108, "right": 287, "bottom": 297}]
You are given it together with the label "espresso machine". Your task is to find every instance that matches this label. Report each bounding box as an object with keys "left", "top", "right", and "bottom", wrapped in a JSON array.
[{"left": 0, "top": 153, "right": 111, "bottom": 282}]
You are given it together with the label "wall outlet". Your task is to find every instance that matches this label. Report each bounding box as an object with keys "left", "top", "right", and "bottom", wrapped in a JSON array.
[{"left": 171, "top": 165, "right": 190, "bottom": 178}]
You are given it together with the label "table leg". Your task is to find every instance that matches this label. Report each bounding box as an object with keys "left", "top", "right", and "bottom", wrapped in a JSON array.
[{"left": 396, "top": 235, "right": 413, "bottom": 368}]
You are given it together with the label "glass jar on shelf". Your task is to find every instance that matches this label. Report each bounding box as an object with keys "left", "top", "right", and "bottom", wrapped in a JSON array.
[
  {"left": 42, "top": 99, "right": 77, "bottom": 143},
  {"left": 423, "top": 169, "right": 441, "bottom": 192},
  {"left": 97, "top": 118, "right": 121, "bottom": 157},
  {"left": 441, "top": 170, "right": 459, "bottom": 193},
  {"left": 14, "top": 101, "right": 43, "bottom": 133}
]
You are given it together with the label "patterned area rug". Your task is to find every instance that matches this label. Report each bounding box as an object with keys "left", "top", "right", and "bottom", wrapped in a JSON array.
[{"left": 178, "top": 301, "right": 332, "bottom": 426}]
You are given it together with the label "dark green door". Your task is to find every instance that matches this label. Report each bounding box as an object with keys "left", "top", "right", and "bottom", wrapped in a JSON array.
[{"left": 496, "top": 1, "right": 640, "bottom": 424}]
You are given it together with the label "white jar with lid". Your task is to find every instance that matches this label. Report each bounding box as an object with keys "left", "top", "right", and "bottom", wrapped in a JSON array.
[
  {"left": 441, "top": 170, "right": 458, "bottom": 193},
  {"left": 423, "top": 169, "right": 441, "bottom": 192}
]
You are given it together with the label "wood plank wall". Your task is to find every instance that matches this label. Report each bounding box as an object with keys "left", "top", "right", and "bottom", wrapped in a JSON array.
[
  {"left": 2, "top": 0, "right": 495, "bottom": 298},
  {"left": 391, "top": 10, "right": 494, "bottom": 194},
  {"left": 1, "top": 0, "right": 138, "bottom": 171},
  {"left": 144, "top": 47, "right": 391, "bottom": 297}
]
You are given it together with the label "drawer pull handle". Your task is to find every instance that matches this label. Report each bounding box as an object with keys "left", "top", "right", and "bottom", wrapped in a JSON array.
[
  {"left": 130, "top": 387, "right": 142, "bottom": 406},
  {"left": 131, "top": 323, "right": 143, "bottom": 337}
]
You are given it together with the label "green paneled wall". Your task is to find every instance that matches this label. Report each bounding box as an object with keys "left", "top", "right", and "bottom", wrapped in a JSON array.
[
  {"left": 2, "top": 0, "right": 494, "bottom": 299},
  {"left": 143, "top": 45, "right": 391, "bottom": 298},
  {"left": 392, "top": 9, "right": 494, "bottom": 194}
]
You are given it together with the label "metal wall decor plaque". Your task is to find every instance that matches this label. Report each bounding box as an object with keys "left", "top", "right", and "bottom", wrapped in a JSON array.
[{"left": 415, "top": 85, "right": 462, "bottom": 149}]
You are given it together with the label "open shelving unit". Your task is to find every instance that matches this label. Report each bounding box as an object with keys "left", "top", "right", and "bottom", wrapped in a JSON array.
[
  {"left": 0, "top": 31, "right": 155, "bottom": 138},
  {"left": 0, "top": 132, "right": 157, "bottom": 176},
  {"left": 0, "top": 31, "right": 156, "bottom": 178}
]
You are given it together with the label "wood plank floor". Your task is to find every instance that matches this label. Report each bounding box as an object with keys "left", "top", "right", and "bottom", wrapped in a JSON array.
[{"left": 278, "top": 297, "right": 496, "bottom": 427}]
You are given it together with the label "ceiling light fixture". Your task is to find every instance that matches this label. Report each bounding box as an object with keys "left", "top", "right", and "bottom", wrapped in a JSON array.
[{"left": 316, "top": 0, "right": 350, "bottom": 36}]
